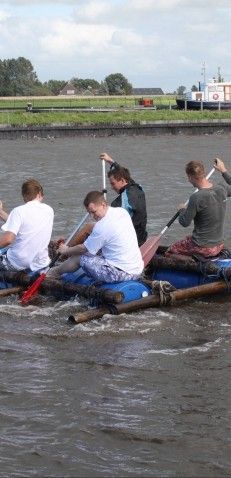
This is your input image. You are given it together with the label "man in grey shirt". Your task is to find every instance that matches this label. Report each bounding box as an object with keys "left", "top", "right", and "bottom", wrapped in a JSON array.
[{"left": 167, "top": 160, "right": 231, "bottom": 258}]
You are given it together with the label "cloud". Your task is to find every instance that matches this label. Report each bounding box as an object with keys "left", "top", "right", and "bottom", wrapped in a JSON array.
[
  {"left": 186, "top": 23, "right": 220, "bottom": 33},
  {"left": 0, "top": 0, "right": 230, "bottom": 91},
  {"left": 39, "top": 20, "right": 118, "bottom": 57},
  {"left": 0, "top": 10, "right": 10, "bottom": 21},
  {"left": 110, "top": 30, "right": 159, "bottom": 48}
]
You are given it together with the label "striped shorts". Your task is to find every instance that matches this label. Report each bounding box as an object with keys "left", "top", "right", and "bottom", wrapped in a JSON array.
[
  {"left": 0, "top": 253, "right": 18, "bottom": 271},
  {"left": 79, "top": 254, "right": 140, "bottom": 283}
]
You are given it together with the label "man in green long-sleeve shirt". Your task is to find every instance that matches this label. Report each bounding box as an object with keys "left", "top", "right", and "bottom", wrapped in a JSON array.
[{"left": 167, "top": 160, "right": 231, "bottom": 258}]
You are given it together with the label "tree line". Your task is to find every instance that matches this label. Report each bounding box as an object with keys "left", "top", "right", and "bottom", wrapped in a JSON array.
[{"left": 0, "top": 57, "right": 133, "bottom": 96}]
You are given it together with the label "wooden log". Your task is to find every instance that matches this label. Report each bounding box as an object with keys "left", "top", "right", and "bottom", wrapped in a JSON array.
[
  {"left": 39, "top": 278, "right": 124, "bottom": 304},
  {"left": 0, "top": 271, "right": 124, "bottom": 304},
  {"left": 171, "top": 280, "right": 229, "bottom": 301},
  {"left": 68, "top": 280, "right": 230, "bottom": 324},
  {"left": 0, "top": 286, "right": 23, "bottom": 297},
  {"left": 149, "top": 253, "right": 231, "bottom": 277}
]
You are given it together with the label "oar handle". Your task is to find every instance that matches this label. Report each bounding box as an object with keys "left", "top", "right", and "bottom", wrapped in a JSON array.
[
  {"left": 64, "top": 212, "right": 89, "bottom": 245},
  {"left": 165, "top": 210, "right": 180, "bottom": 229},
  {"left": 48, "top": 212, "right": 90, "bottom": 270},
  {"left": 102, "top": 160, "right": 107, "bottom": 199}
]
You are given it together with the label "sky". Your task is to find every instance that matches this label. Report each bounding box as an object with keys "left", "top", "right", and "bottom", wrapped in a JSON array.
[{"left": 0, "top": 0, "right": 230, "bottom": 93}]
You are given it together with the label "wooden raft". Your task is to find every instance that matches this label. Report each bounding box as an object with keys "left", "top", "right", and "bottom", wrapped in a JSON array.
[{"left": 68, "top": 253, "right": 231, "bottom": 323}]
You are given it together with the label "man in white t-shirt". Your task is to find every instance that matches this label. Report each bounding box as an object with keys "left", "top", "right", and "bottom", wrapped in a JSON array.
[
  {"left": 49, "top": 191, "right": 144, "bottom": 283},
  {"left": 0, "top": 178, "right": 54, "bottom": 272}
]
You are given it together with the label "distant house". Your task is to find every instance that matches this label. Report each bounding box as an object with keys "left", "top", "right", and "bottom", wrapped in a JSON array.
[
  {"left": 132, "top": 88, "right": 164, "bottom": 96},
  {"left": 59, "top": 81, "right": 98, "bottom": 96},
  {"left": 59, "top": 82, "right": 80, "bottom": 95},
  {"left": 59, "top": 81, "right": 102, "bottom": 96}
]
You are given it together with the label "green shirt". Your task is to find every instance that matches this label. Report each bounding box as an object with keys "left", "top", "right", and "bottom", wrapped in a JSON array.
[{"left": 178, "top": 183, "right": 231, "bottom": 246}]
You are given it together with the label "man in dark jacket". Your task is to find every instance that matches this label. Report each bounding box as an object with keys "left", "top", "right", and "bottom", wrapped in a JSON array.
[{"left": 100, "top": 152, "right": 147, "bottom": 246}]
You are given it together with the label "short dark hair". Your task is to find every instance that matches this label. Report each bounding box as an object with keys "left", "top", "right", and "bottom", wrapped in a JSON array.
[
  {"left": 185, "top": 161, "right": 205, "bottom": 179},
  {"left": 21, "top": 178, "right": 44, "bottom": 202},
  {"left": 108, "top": 166, "right": 131, "bottom": 182},
  {"left": 83, "top": 191, "right": 106, "bottom": 208}
]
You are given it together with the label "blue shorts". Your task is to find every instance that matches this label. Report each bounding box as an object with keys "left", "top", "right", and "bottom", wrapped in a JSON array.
[{"left": 79, "top": 254, "right": 140, "bottom": 283}]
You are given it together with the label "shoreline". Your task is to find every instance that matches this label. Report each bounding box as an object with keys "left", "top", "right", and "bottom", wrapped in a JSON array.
[{"left": 0, "top": 118, "right": 231, "bottom": 140}]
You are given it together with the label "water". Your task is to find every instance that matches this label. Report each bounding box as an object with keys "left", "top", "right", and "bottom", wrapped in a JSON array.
[{"left": 0, "top": 133, "right": 230, "bottom": 477}]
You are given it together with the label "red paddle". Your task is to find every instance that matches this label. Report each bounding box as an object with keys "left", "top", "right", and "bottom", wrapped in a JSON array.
[
  {"left": 140, "top": 212, "right": 180, "bottom": 267},
  {"left": 141, "top": 167, "right": 215, "bottom": 267},
  {"left": 20, "top": 212, "right": 89, "bottom": 304}
]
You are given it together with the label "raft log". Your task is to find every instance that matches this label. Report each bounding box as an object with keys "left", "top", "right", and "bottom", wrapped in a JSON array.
[
  {"left": 0, "top": 271, "right": 124, "bottom": 304},
  {"left": 68, "top": 279, "right": 230, "bottom": 323}
]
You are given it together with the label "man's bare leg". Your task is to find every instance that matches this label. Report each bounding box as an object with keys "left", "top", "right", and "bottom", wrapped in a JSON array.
[{"left": 47, "top": 255, "right": 82, "bottom": 278}]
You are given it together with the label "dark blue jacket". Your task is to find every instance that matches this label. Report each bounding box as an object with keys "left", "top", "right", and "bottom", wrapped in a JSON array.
[{"left": 110, "top": 162, "right": 147, "bottom": 246}]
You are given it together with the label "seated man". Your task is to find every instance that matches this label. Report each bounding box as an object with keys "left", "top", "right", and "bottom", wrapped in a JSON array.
[
  {"left": 100, "top": 152, "right": 148, "bottom": 246},
  {"left": 48, "top": 191, "right": 144, "bottom": 283},
  {"left": 166, "top": 160, "right": 231, "bottom": 258},
  {"left": 0, "top": 178, "right": 54, "bottom": 271}
]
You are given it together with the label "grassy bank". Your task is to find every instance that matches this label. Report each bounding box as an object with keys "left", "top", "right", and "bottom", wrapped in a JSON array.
[
  {"left": 0, "top": 95, "right": 175, "bottom": 108},
  {"left": 0, "top": 96, "right": 231, "bottom": 126}
]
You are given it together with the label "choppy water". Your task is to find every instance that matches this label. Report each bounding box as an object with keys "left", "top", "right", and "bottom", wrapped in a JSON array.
[{"left": 0, "top": 133, "right": 230, "bottom": 477}]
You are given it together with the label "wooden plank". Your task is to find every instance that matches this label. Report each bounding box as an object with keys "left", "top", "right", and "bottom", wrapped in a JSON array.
[{"left": 148, "top": 253, "right": 231, "bottom": 276}]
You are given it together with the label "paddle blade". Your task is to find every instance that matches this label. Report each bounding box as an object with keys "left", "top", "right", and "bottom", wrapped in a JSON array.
[
  {"left": 140, "top": 235, "right": 161, "bottom": 267},
  {"left": 20, "top": 273, "right": 46, "bottom": 305}
]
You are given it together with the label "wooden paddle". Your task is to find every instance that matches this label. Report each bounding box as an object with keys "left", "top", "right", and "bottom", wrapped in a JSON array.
[
  {"left": 141, "top": 167, "right": 215, "bottom": 267},
  {"left": 20, "top": 212, "right": 89, "bottom": 304}
]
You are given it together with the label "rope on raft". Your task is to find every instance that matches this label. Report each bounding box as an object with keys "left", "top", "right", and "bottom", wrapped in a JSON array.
[
  {"left": 193, "top": 259, "right": 231, "bottom": 291},
  {"left": 85, "top": 281, "right": 105, "bottom": 306},
  {"left": 141, "top": 277, "right": 176, "bottom": 305}
]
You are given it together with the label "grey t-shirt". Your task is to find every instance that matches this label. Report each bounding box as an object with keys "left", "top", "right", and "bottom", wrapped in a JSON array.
[
  {"left": 178, "top": 183, "right": 231, "bottom": 246},
  {"left": 222, "top": 171, "right": 231, "bottom": 185}
]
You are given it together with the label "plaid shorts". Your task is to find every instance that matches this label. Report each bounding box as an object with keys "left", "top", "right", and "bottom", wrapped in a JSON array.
[
  {"left": 79, "top": 254, "right": 140, "bottom": 283},
  {"left": 0, "top": 253, "right": 18, "bottom": 271},
  {"left": 166, "top": 235, "right": 224, "bottom": 258}
]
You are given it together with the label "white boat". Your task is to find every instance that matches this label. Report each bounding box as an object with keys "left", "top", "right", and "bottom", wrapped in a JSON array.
[{"left": 176, "top": 79, "right": 231, "bottom": 110}]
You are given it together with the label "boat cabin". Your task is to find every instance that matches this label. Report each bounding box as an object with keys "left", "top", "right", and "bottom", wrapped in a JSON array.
[{"left": 187, "top": 79, "right": 231, "bottom": 103}]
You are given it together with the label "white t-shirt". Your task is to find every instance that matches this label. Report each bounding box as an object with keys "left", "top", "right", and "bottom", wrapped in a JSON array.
[
  {"left": 84, "top": 206, "right": 143, "bottom": 275},
  {"left": 1, "top": 199, "right": 54, "bottom": 271}
]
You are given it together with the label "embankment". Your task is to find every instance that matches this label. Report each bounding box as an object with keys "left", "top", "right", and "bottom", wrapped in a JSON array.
[{"left": 0, "top": 119, "right": 231, "bottom": 140}]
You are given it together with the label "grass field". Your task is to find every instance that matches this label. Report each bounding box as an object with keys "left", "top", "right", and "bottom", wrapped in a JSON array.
[{"left": 0, "top": 95, "right": 231, "bottom": 126}]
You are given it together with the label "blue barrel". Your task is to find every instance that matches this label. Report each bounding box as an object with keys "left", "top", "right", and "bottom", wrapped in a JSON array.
[{"left": 62, "top": 268, "right": 151, "bottom": 303}]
